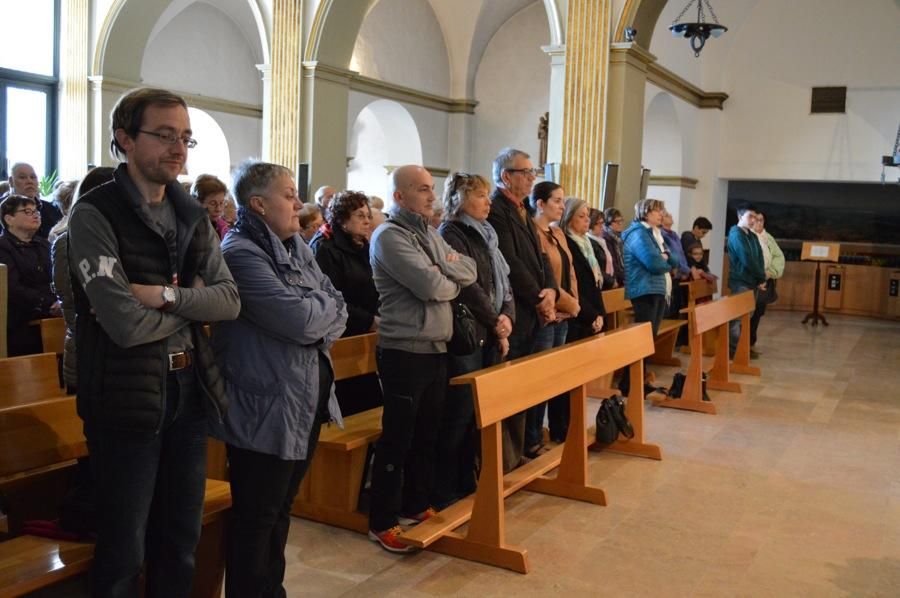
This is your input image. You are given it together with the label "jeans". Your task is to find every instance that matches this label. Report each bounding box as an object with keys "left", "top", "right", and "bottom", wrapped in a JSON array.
[
  {"left": 619, "top": 294, "right": 667, "bottom": 397},
  {"left": 433, "top": 343, "right": 499, "bottom": 509},
  {"left": 526, "top": 321, "right": 569, "bottom": 446},
  {"left": 224, "top": 357, "right": 332, "bottom": 598},
  {"left": 368, "top": 348, "right": 448, "bottom": 531},
  {"left": 729, "top": 285, "right": 758, "bottom": 357},
  {"left": 86, "top": 368, "right": 208, "bottom": 598}
]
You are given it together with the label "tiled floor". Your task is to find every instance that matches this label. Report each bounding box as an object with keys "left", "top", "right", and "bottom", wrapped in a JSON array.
[{"left": 283, "top": 311, "right": 900, "bottom": 597}]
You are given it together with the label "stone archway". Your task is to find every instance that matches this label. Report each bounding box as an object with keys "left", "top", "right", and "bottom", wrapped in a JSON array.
[{"left": 615, "top": 0, "right": 668, "bottom": 46}]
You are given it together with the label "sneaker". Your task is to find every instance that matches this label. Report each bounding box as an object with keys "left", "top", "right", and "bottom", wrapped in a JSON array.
[
  {"left": 397, "top": 507, "right": 437, "bottom": 526},
  {"left": 749, "top": 349, "right": 761, "bottom": 360},
  {"left": 368, "top": 526, "right": 418, "bottom": 554}
]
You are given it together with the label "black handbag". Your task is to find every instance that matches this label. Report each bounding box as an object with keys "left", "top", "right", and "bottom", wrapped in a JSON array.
[
  {"left": 595, "top": 395, "right": 634, "bottom": 444},
  {"left": 446, "top": 301, "right": 480, "bottom": 356},
  {"left": 761, "top": 278, "right": 779, "bottom": 305}
]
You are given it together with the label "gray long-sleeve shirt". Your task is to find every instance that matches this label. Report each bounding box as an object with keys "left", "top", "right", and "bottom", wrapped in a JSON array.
[{"left": 68, "top": 167, "right": 239, "bottom": 351}]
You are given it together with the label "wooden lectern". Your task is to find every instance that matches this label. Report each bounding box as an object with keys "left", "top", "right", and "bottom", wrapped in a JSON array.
[{"left": 800, "top": 241, "right": 840, "bottom": 327}]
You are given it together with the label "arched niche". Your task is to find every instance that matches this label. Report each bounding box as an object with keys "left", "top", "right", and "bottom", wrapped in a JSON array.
[
  {"left": 93, "top": 0, "right": 269, "bottom": 79},
  {"left": 347, "top": 100, "right": 423, "bottom": 204},
  {"left": 185, "top": 108, "right": 231, "bottom": 183},
  {"left": 642, "top": 90, "right": 687, "bottom": 227}
]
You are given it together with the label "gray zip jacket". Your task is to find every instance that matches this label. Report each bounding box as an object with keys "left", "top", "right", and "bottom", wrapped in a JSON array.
[{"left": 370, "top": 206, "right": 477, "bottom": 354}]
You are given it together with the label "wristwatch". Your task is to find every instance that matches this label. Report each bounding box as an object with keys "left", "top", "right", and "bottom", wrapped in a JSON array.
[{"left": 160, "top": 285, "right": 177, "bottom": 311}]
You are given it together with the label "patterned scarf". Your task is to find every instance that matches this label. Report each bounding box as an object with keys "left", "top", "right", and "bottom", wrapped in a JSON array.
[{"left": 459, "top": 213, "right": 511, "bottom": 314}]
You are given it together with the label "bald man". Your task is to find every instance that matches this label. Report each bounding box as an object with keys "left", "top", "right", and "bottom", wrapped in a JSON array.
[
  {"left": 367, "top": 165, "right": 476, "bottom": 553},
  {"left": 6, "top": 162, "right": 62, "bottom": 238}
]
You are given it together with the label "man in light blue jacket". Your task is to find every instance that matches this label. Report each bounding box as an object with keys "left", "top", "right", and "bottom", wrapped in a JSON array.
[{"left": 367, "top": 165, "right": 477, "bottom": 553}]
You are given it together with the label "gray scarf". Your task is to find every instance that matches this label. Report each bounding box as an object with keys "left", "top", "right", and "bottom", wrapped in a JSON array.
[{"left": 459, "top": 213, "right": 511, "bottom": 314}]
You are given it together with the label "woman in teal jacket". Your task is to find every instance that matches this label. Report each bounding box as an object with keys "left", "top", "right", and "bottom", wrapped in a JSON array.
[{"left": 619, "top": 198, "right": 679, "bottom": 397}]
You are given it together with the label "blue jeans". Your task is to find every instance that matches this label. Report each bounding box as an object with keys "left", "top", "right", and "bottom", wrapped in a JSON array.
[
  {"left": 525, "top": 321, "right": 569, "bottom": 446},
  {"left": 729, "top": 285, "right": 758, "bottom": 357},
  {"left": 86, "top": 368, "right": 208, "bottom": 598}
]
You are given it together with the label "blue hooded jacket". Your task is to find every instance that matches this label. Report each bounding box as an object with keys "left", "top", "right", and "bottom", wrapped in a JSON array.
[{"left": 622, "top": 220, "right": 680, "bottom": 300}]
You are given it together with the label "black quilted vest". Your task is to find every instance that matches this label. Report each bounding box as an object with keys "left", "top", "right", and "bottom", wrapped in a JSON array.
[{"left": 72, "top": 180, "right": 226, "bottom": 432}]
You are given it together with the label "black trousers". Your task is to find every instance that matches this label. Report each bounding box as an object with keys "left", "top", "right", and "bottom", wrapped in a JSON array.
[
  {"left": 619, "top": 293, "right": 667, "bottom": 397},
  {"left": 224, "top": 357, "right": 332, "bottom": 598},
  {"left": 368, "top": 348, "right": 448, "bottom": 532}
]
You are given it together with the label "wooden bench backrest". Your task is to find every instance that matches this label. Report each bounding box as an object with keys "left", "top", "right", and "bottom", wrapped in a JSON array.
[
  {"left": 330, "top": 332, "right": 377, "bottom": 381},
  {"left": 692, "top": 290, "right": 755, "bottom": 335},
  {"left": 601, "top": 287, "right": 632, "bottom": 314},
  {"left": 0, "top": 264, "right": 7, "bottom": 358},
  {"left": 0, "top": 352, "right": 64, "bottom": 407},
  {"left": 454, "top": 323, "right": 654, "bottom": 429},
  {"left": 35, "top": 318, "right": 66, "bottom": 356},
  {"left": 0, "top": 396, "right": 87, "bottom": 478},
  {"left": 681, "top": 278, "right": 718, "bottom": 307}
]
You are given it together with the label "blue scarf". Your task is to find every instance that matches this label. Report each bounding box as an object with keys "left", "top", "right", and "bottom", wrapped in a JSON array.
[{"left": 459, "top": 213, "right": 511, "bottom": 314}]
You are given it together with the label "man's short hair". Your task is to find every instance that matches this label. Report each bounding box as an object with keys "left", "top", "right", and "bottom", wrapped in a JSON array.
[
  {"left": 492, "top": 147, "right": 529, "bottom": 186},
  {"left": 231, "top": 159, "right": 293, "bottom": 208},
  {"left": 692, "top": 216, "right": 713, "bottom": 231},
  {"left": 109, "top": 88, "right": 188, "bottom": 161},
  {"left": 734, "top": 202, "right": 758, "bottom": 219},
  {"left": 314, "top": 186, "right": 334, "bottom": 204},
  {"left": 0, "top": 194, "right": 37, "bottom": 230},
  {"left": 9, "top": 162, "right": 33, "bottom": 178}
]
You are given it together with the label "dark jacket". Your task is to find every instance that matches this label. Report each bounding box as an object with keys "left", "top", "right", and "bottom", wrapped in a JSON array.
[
  {"left": 727, "top": 225, "right": 766, "bottom": 290},
  {"left": 487, "top": 189, "right": 556, "bottom": 338},
  {"left": 601, "top": 226, "right": 625, "bottom": 286},
  {"left": 69, "top": 167, "right": 240, "bottom": 432},
  {"left": 564, "top": 235, "right": 607, "bottom": 341},
  {"left": 0, "top": 231, "right": 56, "bottom": 355},
  {"left": 311, "top": 225, "right": 379, "bottom": 337},
  {"left": 438, "top": 220, "right": 515, "bottom": 346}
]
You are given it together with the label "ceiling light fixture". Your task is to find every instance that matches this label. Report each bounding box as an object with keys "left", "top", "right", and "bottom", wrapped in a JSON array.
[{"left": 669, "top": 0, "right": 727, "bottom": 57}]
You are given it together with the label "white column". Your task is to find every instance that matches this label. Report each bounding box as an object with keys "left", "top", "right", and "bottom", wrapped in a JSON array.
[
  {"left": 256, "top": 63, "right": 273, "bottom": 161},
  {"left": 541, "top": 44, "right": 566, "bottom": 168}
]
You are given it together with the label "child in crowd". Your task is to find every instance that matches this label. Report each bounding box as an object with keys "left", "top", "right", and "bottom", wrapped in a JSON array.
[{"left": 686, "top": 242, "right": 717, "bottom": 282}]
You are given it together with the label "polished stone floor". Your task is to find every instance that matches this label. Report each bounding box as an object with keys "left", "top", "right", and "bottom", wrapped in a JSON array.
[{"left": 283, "top": 311, "right": 900, "bottom": 597}]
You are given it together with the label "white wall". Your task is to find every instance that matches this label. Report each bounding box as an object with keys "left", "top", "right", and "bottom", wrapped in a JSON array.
[
  {"left": 141, "top": 2, "right": 263, "bottom": 174},
  {"left": 350, "top": 0, "right": 451, "bottom": 96},
  {"left": 472, "top": 2, "right": 550, "bottom": 180}
]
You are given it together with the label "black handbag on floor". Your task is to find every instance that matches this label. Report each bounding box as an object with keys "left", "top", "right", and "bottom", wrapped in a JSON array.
[{"left": 595, "top": 395, "right": 634, "bottom": 444}]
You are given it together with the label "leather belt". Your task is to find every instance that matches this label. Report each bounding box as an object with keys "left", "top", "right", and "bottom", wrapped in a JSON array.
[{"left": 168, "top": 351, "right": 193, "bottom": 371}]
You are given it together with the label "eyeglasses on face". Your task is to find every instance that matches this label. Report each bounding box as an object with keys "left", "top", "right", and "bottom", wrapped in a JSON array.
[
  {"left": 15, "top": 208, "right": 41, "bottom": 217},
  {"left": 138, "top": 129, "right": 198, "bottom": 148},
  {"left": 504, "top": 168, "right": 539, "bottom": 177}
]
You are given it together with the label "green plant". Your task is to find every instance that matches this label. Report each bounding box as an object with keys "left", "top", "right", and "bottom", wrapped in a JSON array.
[{"left": 38, "top": 170, "right": 58, "bottom": 197}]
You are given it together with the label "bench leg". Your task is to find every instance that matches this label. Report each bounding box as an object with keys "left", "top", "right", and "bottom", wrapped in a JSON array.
[
  {"left": 657, "top": 332, "right": 718, "bottom": 415},
  {"left": 708, "top": 323, "right": 742, "bottom": 393},
  {"left": 730, "top": 313, "right": 762, "bottom": 376},
  {"left": 592, "top": 362, "right": 663, "bottom": 459}
]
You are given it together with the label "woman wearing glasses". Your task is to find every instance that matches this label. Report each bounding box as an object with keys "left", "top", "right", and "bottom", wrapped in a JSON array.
[
  {"left": 0, "top": 194, "right": 62, "bottom": 356},
  {"left": 191, "top": 174, "right": 230, "bottom": 240},
  {"left": 601, "top": 207, "right": 627, "bottom": 287},
  {"left": 435, "top": 172, "right": 514, "bottom": 508}
]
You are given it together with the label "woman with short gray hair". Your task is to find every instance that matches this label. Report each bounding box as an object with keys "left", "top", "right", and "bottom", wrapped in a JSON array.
[{"left": 211, "top": 159, "right": 347, "bottom": 597}]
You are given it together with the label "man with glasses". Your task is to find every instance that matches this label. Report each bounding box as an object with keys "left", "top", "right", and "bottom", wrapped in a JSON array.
[
  {"left": 4, "top": 161, "right": 62, "bottom": 238},
  {"left": 602, "top": 207, "right": 627, "bottom": 287},
  {"left": 726, "top": 203, "right": 766, "bottom": 359},
  {"left": 67, "top": 87, "right": 240, "bottom": 597},
  {"left": 486, "top": 147, "right": 557, "bottom": 471}
]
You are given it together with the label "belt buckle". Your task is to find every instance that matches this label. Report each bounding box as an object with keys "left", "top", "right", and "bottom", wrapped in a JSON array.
[{"left": 168, "top": 351, "right": 190, "bottom": 371}]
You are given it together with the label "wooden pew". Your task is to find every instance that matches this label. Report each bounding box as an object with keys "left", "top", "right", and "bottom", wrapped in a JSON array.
[
  {"left": 656, "top": 291, "right": 757, "bottom": 415},
  {"left": 30, "top": 317, "right": 66, "bottom": 357},
  {"left": 679, "top": 278, "right": 719, "bottom": 356},
  {"left": 729, "top": 300, "right": 762, "bottom": 377},
  {"left": 0, "top": 396, "right": 231, "bottom": 597},
  {"left": 0, "top": 264, "right": 7, "bottom": 358},
  {"left": 598, "top": 287, "right": 685, "bottom": 367},
  {"left": 291, "top": 333, "right": 382, "bottom": 532},
  {"left": 0, "top": 353, "right": 64, "bottom": 407},
  {"left": 397, "top": 323, "right": 659, "bottom": 573}
]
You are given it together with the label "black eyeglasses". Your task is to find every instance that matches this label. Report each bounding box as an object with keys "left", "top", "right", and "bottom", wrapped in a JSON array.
[
  {"left": 504, "top": 168, "right": 539, "bottom": 177},
  {"left": 15, "top": 208, "right": 41, "bottom": 217},
  {"left": 138, "top": 129, "right": 198, "bottom": 148}
]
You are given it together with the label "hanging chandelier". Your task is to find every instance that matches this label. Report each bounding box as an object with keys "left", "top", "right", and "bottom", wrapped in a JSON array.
[{"left": 669, "top": 0, "right": 727, "bottom": 57}]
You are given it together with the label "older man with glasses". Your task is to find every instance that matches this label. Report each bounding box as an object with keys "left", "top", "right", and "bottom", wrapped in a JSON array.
[
  {"left": 3, "top": 161, "right": 63, "bottom": 239},
  {"left": 486, "top": 147, "right": 558, "bottom": 471}
]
